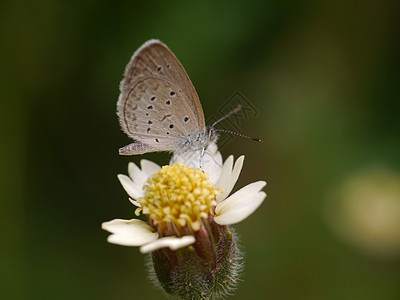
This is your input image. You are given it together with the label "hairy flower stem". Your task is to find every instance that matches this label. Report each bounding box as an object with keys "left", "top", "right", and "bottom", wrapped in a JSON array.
[{"left": 149, "top": 219, "right": 243, "bottom": 299}]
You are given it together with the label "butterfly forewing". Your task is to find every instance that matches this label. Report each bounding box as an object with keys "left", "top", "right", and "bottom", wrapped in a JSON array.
[{"left": 117, "top": 40, "right": 206, "bottom": 153}]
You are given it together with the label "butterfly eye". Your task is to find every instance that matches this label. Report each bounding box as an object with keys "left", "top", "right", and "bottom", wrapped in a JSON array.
[
  {"left": 169, "top": 124, "right": 174, "bottom": 129},
  {"left": 210, "top": 131, "right": 218, "bottom": 142},
  {"left": 169, "top": 91, "right": 176, "bottom": 97},
  {"left": 156, "top": 66, "right": 162, "bottom": 72}
]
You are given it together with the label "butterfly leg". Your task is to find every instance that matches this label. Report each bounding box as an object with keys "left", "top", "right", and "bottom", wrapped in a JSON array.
[{"left": 199, "top": 147, "right": 205, "bottom": 171}]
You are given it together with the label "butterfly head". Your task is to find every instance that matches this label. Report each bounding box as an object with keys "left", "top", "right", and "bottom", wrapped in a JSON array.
[{"left": 207, "top": 127, "right": 219, "bottom": 144}]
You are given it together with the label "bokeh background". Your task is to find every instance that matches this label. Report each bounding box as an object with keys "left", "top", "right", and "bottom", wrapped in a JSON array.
[{"left": 1, "top": 0, "right": 400, "bottom": 299}]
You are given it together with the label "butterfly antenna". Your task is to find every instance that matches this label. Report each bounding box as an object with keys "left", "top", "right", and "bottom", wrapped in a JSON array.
[
  {"left": 214, "top": 129, "right": 263, "bottom": 142},
  {"left": 212, "top": 104, "right": 243, "bottom": 127}
]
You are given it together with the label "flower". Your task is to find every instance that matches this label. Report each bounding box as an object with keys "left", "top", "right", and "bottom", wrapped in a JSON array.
[
  {"left": 102, "top": 143, "right": 266, "bottom": 252},
  {"left": 102, "top": 143, "right": 266, "bottom": 298}
]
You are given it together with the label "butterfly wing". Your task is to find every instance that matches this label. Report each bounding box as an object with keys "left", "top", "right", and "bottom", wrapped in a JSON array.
[{"left": 117, "top": 39, "right": 206, "bottom": 155}]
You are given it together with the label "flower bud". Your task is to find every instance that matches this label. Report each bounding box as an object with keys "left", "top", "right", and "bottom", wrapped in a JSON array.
[{"left": 148, "top": 217, "right": 243, "bottom": 299}]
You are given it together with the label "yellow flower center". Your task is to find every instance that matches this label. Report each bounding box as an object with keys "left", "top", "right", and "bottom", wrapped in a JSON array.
[{"left": 138, "top": 163, "right": 219, "bottom": 232}]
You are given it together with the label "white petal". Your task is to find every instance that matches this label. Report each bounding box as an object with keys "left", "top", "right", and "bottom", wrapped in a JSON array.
[
  {"left": 215, "top": 156, "right": 244, "bottom": 202},
  {"left": 215, "top": 155, "right": 233, "bottom": 191},
  {"left": 204, "top": 143, "right": 223, "bottom": 184},
  {"left": 170, "top": 142, "right": 222, "bottom": 183},
  {"left": 128, "top": 198, "right": 141, "bottom": 207},
  {"left": 117, "top": 174, "right": 143, "bottom": 200},
  {"left": 206, "top": 142, "right": 218, "bottom": 154},
  {"left": 170, "top": 148, "right": 199, "bottom": 166},
  {"left": 216, "top": 181, "right": 267, "bottom": 212},
  {"left": 140, "top": 235, "right": 195, "bottom": 254},
  {"left": 128, "top": 162, "right": 147, "bottom": 187},
  {"left": 215, "top": 181, "right": 267, "bottom": 225},
  {"left": 140, "top": 159, "right": 161, "bottom": 178},
  {"left": 102, "top": 219, "right": 159, "bottom": 246}
]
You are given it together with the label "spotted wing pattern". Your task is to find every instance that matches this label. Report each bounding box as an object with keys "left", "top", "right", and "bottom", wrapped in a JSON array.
[{"left": 117, "top": 40, "right": 206, "bottom": 154}]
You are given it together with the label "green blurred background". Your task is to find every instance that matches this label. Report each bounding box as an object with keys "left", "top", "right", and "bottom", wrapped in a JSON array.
[{"left": 1, "top": 0, "right": 400, "bottom": 299}]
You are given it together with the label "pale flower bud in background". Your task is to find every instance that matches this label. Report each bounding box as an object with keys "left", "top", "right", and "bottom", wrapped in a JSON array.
[{"left": 324, "top": 167, "right": 400, "bottom": 258}]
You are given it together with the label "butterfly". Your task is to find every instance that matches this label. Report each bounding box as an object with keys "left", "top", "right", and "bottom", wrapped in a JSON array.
[
  {"left": 117, "top": 39, "right": 261, "bottom": 157},
  {"left": 117, "top": 39, "right": 217, "bottom": 156}
]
